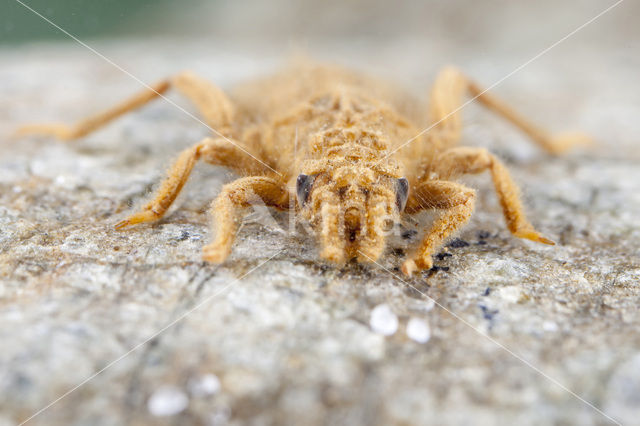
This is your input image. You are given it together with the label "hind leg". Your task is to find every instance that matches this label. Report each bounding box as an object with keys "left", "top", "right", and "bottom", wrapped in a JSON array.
[
  {"left": 427, "top": 66, "right": 590, "bottom": 154},
  {"left": 15, "top": 71, "right": 234, "bottom": 141}
]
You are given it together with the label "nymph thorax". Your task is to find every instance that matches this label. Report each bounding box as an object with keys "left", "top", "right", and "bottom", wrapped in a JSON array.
[{"left": 230, "top": 64, "right": 427, "bottom": 181}]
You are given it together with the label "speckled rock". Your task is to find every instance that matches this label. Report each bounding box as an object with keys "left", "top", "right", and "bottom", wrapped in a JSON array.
[{"left": 1, "top": 27, "right": 639, "bottom": 426}]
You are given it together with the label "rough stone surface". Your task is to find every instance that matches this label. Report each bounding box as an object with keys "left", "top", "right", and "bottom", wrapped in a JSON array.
[{"left": 1, "top": 25, "right": 639, "bottom": 426}]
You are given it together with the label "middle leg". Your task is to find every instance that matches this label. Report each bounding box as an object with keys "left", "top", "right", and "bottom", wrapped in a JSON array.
[
  {"left": 432, "top": 146, "right": 554, "bottom": 245},
  {"left": 115, "top": 137, "right": 268, "bottom": 230}
]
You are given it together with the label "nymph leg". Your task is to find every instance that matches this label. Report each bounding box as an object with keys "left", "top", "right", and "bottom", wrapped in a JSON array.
[
  {"left": 202, "top": 177, "right": 290, "bottom": 263},
  {"left": 15, "top": 71, "right": 234, "bottom": 140},
  {"left": 402, "top": 181, "right": 476, "bottom": 275},
  {"left": 115, "top": 137, "right": 267, "bottom": 229},
  {"left": 433, "top": 147, "right": 554, "bottom": 245},
  {"left": 427, "top": 66, "right": 590, "bottom": 153}
]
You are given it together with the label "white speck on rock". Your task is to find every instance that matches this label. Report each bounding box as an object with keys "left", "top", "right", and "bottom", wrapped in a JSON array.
[
  {"left": 423, "top": 298, "right": 435, "bottom": 312},
  {"left": 207, "top": 406, "right": 232, "bottom": 426},
  {"left": 370, "top": 304, "right": 398, "bottom": 336},
  {"left": 406, "top": 318, "right": 431, "bottom": 343},
  {"left": 54, "top": 175, "right": 67, "bottom": 186},
  {"left": 542, "top": 321, "right": 559, "bottom": 332},
  {"left": 497, "top": 286, "right": 522, "bottom": 303},
  {"left": 188, "top": 374, "right": 221, "bottom": 397},
  {"left": 148, "top": 385, "right": 189, "bottom": 416},
  {"left": 604, "top": 353, "right": 640, "bottom": 423}
]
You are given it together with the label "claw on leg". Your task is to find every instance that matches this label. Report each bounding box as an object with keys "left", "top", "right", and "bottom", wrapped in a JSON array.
[
  {"left": 401, "top": 255, "right": 433, "bottom": 276},
  {"left": 202, "top": 243, "right": 231, "bottom": 264},
  {"left": 13, "top": 124, "right": 74, "bottom": 141},
  {"left": 114, "top": 210, "right": 160, "bottom": 230},
  {"left": 544, "top": 131, "right": 593, "bottom": 155},
  {"left": 514, "top": 229, "right": 555, "bottom": 245}
]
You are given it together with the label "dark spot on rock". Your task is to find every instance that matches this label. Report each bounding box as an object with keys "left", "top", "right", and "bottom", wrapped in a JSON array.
[
  {"left": 393, "top": 248, "right": 405, "bottom": 256},
  {"left": 479, "top": 304, "right": 498, "bottom": 321},
  {"left": 483, "top": 287, "right": 491, "bottom": 296},
  {"left": 401, "top": 229, "right": 418, "bottom": 240},
  {"left": 13, "top": 373, "right": 32, "bottom": 391},
  {"left": 435, "top": 252, "right": 452, "bottom": 261},
  {"left": 477, "top": 240, "right": 487, "bottom": 245},
  {"left": 430, "top": 266, "right": 450, "bottom": 273},
  {"left": 113, "top": 246, "right": 120, "bottom": 251},
  {"left": 404, "top": 284, "right": 428, "bottom": 299},
  {"left": 177, "top": 230, "right": 190, "bottom": 241},
  {"left": 447, "top": 238, "right": 469, "bottom": 248},
  {"left": 477, "top": 230, "right": 491, "bottom": 239}
]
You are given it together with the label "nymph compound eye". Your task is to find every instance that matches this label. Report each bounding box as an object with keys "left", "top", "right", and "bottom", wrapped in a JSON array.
[
  {"left": 296, "top": 174, "right": 315, "bottom": 206},
  {"left": 396, "top": 177, "right": 409, "bottom": 212}
]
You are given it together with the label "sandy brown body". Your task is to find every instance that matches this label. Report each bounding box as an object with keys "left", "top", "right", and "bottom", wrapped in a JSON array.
[{"left": 16, "top": 62, "right": 590, "bottom": 274}]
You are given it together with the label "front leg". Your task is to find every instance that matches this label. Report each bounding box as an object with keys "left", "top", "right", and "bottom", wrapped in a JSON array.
[
  {"left": 202, "top": 177, "right": 290, "bottom": 264},
  {"left": 402, "top": 181, "right": 476, "bottom": 275}
]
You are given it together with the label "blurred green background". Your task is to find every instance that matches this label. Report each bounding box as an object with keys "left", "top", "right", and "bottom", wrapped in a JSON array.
[
  {"left": 4, "top": 0, "right": 637, "bottom": 47},
  {"left": 1, "top": 0, "right": 179, "bottom": 43}
]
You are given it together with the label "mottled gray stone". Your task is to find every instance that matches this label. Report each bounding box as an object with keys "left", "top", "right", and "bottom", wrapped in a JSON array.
[{"left": 1, "top": 27, "right": 639, "bottom": 426}]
